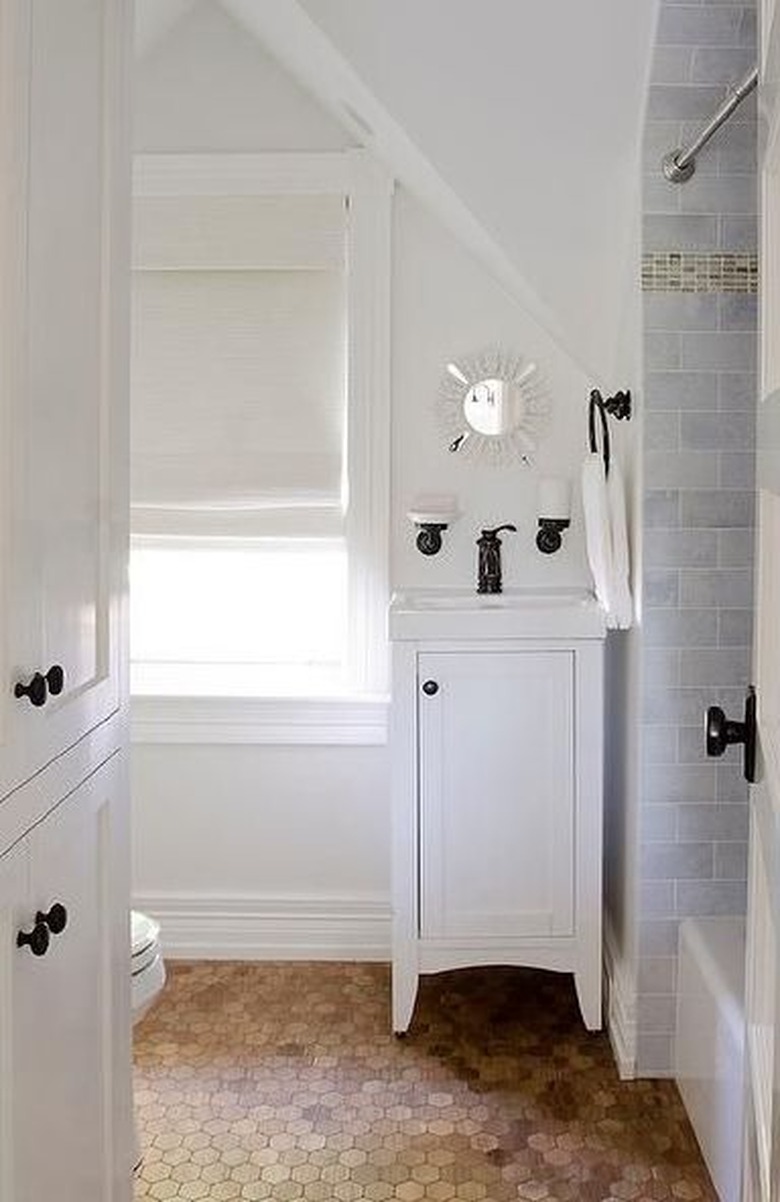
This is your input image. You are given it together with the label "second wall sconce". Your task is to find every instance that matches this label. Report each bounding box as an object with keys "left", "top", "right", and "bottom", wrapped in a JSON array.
[
  {"left": 536, "top": 477, "right": 571, "bottom": 554},
  {"left": 407, "top": 494, "right": 460, "bottom": 556}
]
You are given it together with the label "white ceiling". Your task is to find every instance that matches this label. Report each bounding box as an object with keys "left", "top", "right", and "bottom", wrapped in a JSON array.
[{"left": 137, "top": 0, "right": 661, "bottom": 381}]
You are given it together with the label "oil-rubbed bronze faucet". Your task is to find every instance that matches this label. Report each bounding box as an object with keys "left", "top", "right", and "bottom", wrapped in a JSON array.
[{"left": 476, "top": 524, "right": 517, "bottom": 594}]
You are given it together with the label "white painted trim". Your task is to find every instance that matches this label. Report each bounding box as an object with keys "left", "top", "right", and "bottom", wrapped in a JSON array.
[
  {"left": 344, "top": 150, "right": 393, "bottom": 694},
  {"left": 130, "top": 694, "right": 388, "bottom": 745},
  {"left": 134, "top": 891, "right": 392, "bottom": 961},
  {"left": 604, "top": 919, "right": 638, "bottom": 1080},
  {"left": 134, "top": 151, "right": 352, "bottom": 196}
]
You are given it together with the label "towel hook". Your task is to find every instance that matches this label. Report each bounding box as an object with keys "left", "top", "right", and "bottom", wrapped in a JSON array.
[{"left": 588, "top": 388, "right": 631, "bottom": 476}]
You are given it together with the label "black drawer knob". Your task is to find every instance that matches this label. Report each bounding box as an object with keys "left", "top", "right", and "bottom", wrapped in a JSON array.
[
  {"left": 37, "top": 903, "right": 68, "bottom": 936},
  {"left": 16, "top": 920, "right": 50, "bottom": 957},
  {"left": 45, "top": 665, "right": 65, "bottom": 696},
  {"left": 421, "top": 680, "right": 439, "bottom": 696},
  {"left": 14, "top": 672, "right": 47, "bottom": 708}
]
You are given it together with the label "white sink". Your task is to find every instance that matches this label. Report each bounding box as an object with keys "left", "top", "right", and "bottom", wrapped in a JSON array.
[{"left": 389, "top": 587, "right": 606, "bottom": 640}]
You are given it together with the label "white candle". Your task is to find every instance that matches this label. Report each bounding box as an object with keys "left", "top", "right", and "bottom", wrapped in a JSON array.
[{"left": 538, "top": 477, "right": 571, "bottom": 520}]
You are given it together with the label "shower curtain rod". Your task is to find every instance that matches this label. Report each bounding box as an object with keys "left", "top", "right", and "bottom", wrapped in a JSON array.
[{"left": 662, "top": 65, "right": 758, "bottom": 183}]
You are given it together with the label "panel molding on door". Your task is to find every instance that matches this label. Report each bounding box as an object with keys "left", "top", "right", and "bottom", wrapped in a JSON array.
[{"left": 0, "top": 0, "right": 129, "bottom": 803}]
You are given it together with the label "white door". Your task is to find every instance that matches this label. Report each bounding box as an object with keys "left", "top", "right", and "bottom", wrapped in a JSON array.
[
  {"left": 0, "top": 0, "right": 131, "bottom": 802},
  {"left": 742, "top": 418, "right": 780, "bottom": 1202},
  {"left": 418, "top": 650, "right": 575, "bottom": 941},
  {"left": 0, "top": 754, "right": 132, "bottom": 1202},
  {"left": 743, "top": 26, "right": 780, "bottom": 1198}
]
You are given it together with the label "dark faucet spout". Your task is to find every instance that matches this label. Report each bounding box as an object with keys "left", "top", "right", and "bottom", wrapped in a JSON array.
[{"left": 476, "top": 524, "right": 517, "bottom": 594}]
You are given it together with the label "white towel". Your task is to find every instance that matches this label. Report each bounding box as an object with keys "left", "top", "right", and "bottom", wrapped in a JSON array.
[
  {"left": 607, "top": 460, "right": 633, "bottom": 629},
  {"left": 581, "top": 453, "right": 615, "bottom": 624},
  {"left": 581, "top": 451, "right": 634, "bottom": 629}
]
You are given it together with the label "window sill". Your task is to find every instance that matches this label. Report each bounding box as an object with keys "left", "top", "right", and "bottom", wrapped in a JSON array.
[{"left": 130, "top": 693, "right": 389, "bottom": 746}]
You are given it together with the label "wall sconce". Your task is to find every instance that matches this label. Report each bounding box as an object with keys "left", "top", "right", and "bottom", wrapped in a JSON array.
[
  {"left": 407, "top": 494, "right": 460, "bottom": 556},
  {"left": 536, "top": 477, "right": 571, "bottom": 554}
]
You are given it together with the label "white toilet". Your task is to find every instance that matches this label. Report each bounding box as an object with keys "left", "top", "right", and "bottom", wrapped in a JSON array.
[
  {"left": 132, "top": 910, "right": 166, "bottom": 1022},
  {"left": 131, "top": 910, "right": 166, "bottom": 1170}
]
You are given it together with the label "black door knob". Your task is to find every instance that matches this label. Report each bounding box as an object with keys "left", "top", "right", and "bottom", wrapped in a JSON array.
[
  {"left": 16, "top": 920, "right": 50, "bottom": 957},
  {"left": 706, "top": 686, "right": 757, "bottom": 783},
  {"left": 14, "top": 672, "right": 47, "bottom": 707},
  {"left": 421, "top": 680, "right": 439, "bottom": 696},
  {"left": 37, "top": 902, "right": 68, "bottom": 936},
  {"left": 45, "top": 665, "right": 65, "bottom": 696}
]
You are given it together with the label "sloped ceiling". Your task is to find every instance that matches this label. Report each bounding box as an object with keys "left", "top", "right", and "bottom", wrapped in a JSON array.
[
  {"left": 138, "top": 0, "right": 660, "bottom": 381},
  {"left": 135, "top": 0, "right": 198, "bottom": 57}
]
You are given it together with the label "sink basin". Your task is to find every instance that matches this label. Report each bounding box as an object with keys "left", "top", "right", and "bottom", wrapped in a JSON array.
[{"left": 389, "top": 587, "right": 606, "bottom": 640}]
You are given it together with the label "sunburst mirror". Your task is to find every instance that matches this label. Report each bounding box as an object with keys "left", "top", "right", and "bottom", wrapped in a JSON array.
[{"left": 438, "top": 347, "right": 551, "bottom": 466}]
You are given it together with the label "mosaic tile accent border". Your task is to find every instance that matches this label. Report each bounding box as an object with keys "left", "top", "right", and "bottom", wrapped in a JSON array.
[{"left": 642, "top": 252, "right": 758, "bottom": 293}]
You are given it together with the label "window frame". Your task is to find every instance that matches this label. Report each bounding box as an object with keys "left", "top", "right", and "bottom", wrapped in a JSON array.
[{"left": 130, "top": 151, "right": 392, "bottom": 742}]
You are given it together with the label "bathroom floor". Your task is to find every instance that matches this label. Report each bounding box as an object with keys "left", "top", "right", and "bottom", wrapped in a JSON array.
[{"left": 133, "top": 961, "right": 715, "bottom": 1202}]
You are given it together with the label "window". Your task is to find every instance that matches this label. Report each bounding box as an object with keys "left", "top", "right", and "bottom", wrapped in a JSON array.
[{"left": 130, "top": 153, "right": 391, "bottom": 712}]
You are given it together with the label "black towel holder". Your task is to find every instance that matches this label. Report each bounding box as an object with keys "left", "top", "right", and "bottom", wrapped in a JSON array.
[{"left": 588, "top": 388, "right": 632, "bottom": 476}]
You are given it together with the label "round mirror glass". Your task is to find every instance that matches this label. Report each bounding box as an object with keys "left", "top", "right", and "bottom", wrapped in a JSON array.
[
  {"left": 437, "top": 348, "right": 551, "bottom": 466},
  {"left": 463, "top": 377, "right": 525, "bottom": 437}
]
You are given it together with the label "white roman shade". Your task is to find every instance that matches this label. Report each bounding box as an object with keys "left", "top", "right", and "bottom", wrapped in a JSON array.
[{"left": 131, "top": 195, "right": 347, "bottom": 538}]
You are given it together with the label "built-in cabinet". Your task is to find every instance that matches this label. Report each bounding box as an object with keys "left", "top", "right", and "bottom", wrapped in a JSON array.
[
  {"left": 0, "top": 2, "right": 132, "bottom": 1199},
  {"left": 0, "top": 754, "right": 132, "bottom": 1201},
  {"left": 0, "top": 0, "right": 128, "bottom": 806},
  {"left": 390, "top": 591, "right": 606, "bottom": 1034}
]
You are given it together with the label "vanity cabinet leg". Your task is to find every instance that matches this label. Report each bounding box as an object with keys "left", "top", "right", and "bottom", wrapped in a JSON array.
[
  {"left": 392, "top": 949, "right": 419, "bottom": 1035},
  {"left": 575, "top": 962, "right": 603, "bottom": 1031}
]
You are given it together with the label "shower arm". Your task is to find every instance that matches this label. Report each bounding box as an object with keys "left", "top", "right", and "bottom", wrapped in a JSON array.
[{"left": 662, "top": 65, "right": 758, "bottom": 183}]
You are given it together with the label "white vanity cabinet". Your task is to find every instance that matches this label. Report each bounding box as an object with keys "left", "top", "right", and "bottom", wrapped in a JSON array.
[
  {"left": 0, "top": 3, "right": 133, "bottom": 1199},
  {"left": 390, "top": 589, "right": 606, "bottom": 1033}
]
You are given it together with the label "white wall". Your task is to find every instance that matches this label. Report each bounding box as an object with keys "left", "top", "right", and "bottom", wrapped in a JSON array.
[
  {"left": 134, "top": 0, "right": 354, "bottom": 153},
  {"left": 391, "top": 190, "right": 592, "bottom": 592},
  {"left": 133, "top": 744, "right": 388, "bottom": 896},
  {"left": 291, "top": 0, "right": 658, "bottom": 385},
  {"left": 131, "top": 1, "right": 644, "bottom": 959}
]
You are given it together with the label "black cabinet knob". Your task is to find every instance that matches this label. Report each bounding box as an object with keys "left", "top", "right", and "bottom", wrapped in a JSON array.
[
  {"left": 45, "top": 665, "right": 65, "bottom": 696},
  {"left": 13, "top": 665, "right": 65, "bottom": 707},
  {"left": 421, "top": 680, "right": 439, "bottom": 696},
  {"left": 706, "top": 686, "right": 757, "bottom": 783},
  {"left": 16, "top": 920, "right": 50, "bottom": 957},
  {"left": 14, "top": 672, "right": 47, "bottom": 707},
  {"left": 37, "top": 902, "right": 68, "bottom": 936}
]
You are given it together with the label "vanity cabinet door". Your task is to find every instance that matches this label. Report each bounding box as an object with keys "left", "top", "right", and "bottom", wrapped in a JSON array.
[{"left": 418, "top": 650, "right": 575, "bottom": 941}]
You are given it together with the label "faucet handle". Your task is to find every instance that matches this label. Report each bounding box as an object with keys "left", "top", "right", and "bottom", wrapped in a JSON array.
[{"left": 480, "top": 523, "right": 517, "bottom": 539}]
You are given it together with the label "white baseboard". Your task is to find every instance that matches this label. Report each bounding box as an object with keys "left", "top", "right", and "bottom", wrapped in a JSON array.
[
  {"left": 133, "top": 891, "right": 392, "bottom": 961},
  {"left": 604, "top": 920, "right": 638, "bottom": 1080}
]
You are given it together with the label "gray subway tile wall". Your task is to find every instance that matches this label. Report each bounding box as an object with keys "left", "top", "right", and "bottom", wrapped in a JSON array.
[{"left": 637, "top": 0, "right": 756, "bottom": 1077}]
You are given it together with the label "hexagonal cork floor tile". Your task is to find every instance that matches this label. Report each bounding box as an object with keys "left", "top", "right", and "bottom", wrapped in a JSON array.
[{"left": 133, "top": 964, "right": 715, "bottom": 1201}]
